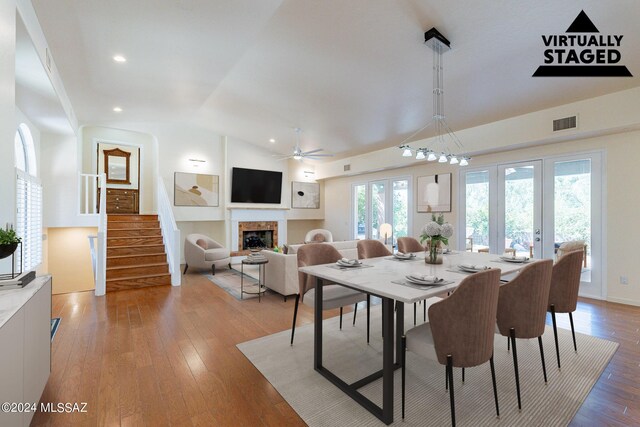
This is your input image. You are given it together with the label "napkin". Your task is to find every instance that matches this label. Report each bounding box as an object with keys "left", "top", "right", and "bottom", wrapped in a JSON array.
[
  {"left": 459, "top": 264, "right": 489, "bottom": 270},
  {"left": 501, "top": 255, "right": 529, "bottom": 261},
  {"left": 409, "top": 274, "right": 439, "bottom": 282},
  {"left": 395, "top": 252, "right": 415, "bottom": 258},
  {"left": 339, "top": 258, "right": 360, "bottom": 265}
]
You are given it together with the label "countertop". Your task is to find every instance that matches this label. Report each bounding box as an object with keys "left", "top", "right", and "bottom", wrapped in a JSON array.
[{"left": 0, "top": 275, "right": 51, "bottom": 329}]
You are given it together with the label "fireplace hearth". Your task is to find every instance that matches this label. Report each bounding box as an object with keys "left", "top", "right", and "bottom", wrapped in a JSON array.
[
  {"left": 243, "top": 230, "right": 274, "bottom": 250},
  {"left": 232, "top": 220, "right": 279, "bottom": 256}
]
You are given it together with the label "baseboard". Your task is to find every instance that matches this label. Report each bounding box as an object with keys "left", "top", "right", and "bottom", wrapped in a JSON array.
[{"left": 606, "top": 296, "right": 640, "bottom": 307}]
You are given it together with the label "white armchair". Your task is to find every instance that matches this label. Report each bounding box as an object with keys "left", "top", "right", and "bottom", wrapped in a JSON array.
[
  {"left": 304, "top": 229, "right": 333, "bottom": 243},
  {"left": 183, "top": 234, "right": 231, "bottom": 275}
]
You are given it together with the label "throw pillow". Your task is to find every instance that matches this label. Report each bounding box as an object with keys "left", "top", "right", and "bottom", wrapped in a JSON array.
[
  {"left": 312, "top": 233, "right": 326, "bottom": 243},
  {"left": 196, "top": 239, "right": 208, "bottom": 249}
]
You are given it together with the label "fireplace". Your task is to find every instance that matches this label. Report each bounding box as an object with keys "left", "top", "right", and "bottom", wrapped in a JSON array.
[{"left": 232, "top": 221, "right": 278, "bottom": 256}]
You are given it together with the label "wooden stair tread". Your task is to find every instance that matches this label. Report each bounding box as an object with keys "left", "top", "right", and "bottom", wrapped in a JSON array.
[
  {"left": 107, "top": 263, "right": 167, "bottom": 271},
  {"left": 108, "top": 243, "right": 165, "bottom": 248},
  {"left": 108, "top": 253, "right": 166, "bottom": 259},
  {"left": 106, "top": 272, "right": 171, "bottom": 282}
]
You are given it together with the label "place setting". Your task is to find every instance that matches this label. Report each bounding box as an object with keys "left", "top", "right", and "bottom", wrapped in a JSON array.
[
  {"left": 493, "top": 254, "right": 531, "bottom": 264},
  {"left": 447, "top": 263, "right": 493, "bottom": 275},
  {"left": 391, "top": 274, "right": 454, "bottom": 289},
  {"left": 327, "top": 258, "right": 374, "bottom": 271},
  {"left": 386, "top": 252, "right": 423, "bottom": 262}
]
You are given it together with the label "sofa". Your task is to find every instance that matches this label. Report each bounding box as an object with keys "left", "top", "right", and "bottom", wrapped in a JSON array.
[{"left": 260, "top": 240, "right": 360, "bottom": 297}]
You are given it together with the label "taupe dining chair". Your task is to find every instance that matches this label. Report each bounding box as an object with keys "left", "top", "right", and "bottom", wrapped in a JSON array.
[
  {"left": 496, "top": 259, "right": 553, "bottom": 410},
  {"left": 357, "top": 239, "right": 392, "bottom": 259},
  {"left": 397, "top": 237, "right": 424, "bottom": 254},
  {"left": 290, "top": 244, "right": 369, "bottom": 345},
  {"left": 548, "top": 249, "right": 583, "bottom": 369},
  {"left": 401, "top": 269, "right": 501, "bottom": 426}
]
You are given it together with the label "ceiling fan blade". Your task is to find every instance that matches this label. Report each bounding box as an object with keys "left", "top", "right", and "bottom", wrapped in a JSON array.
[
  {"left": 305, "top": 154, "right": 334, "bottom": 158},
  {"left": 302, "top": 148, "right": 324, "bottom": 155}
]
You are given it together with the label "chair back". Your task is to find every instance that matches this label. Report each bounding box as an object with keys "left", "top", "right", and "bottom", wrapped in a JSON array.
[
  {"left": 304, "top": 229, "right": 333, "bottom": 243},
  {"left": 397, "top": 237, "right": 424, "bottom": 253},
  {"left": 556, "top": 240, "right": 585, "bottom": 258},
  {"left": 496, "top": 259, "right": 553, "bottom": 339},
  {"left": 297, "top": 243, "right": 342, "bottom": 299},
  {"left": 549, "top": 250, "right": 583, "bottom": 313},
  {"left": 428, "top": 269, "right": 501, "bottom": 368},
  {"left": 357, "top": 239, "right": 392, "bottom": 259}
]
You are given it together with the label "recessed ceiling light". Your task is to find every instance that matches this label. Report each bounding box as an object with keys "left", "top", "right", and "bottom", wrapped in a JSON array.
[
  {"left": 113, "top": 55, "right": 126, "bottom": 63},
  {"left": 113, "top": 107, "right": 122, "bottom": 112},
  {"left": 269, "top": 138, "right": 276, "bottom": 143}
]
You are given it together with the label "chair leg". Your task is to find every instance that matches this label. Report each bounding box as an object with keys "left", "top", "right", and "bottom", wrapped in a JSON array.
[
  {"left": 183, "top": 264, "right": 188, "bottom": 274},
  {"left": 445, "top": 366, "right": 448, "bottom": 391},
  {"left": 339, "top": 307, "right": 343, "bottom": 330},
  {"left": 381, "top": 303, "right": 384, "bottom": 338},
  {"left": 366, "top": 294, "right": 371, "bottom": 344},
  {"left": 413, "top": 303, "right": 417, "bottom": 326},
  {"left": 401, "top": 335, "right": 407, "bottom": 419},
  {"left": 353, "top": 303, "right": 358, "bottom": 326},
  {"left": 211, "top": 264, "right": 216, "bottom": 275},
  {"left": 423, "top": 299, "right": 426, "bottom": 322},
  {"left": 569, "top": 312, "right": 577, "bottom": 352},
  {"left": 290, "top": 294, "right": 300, "bottom": 346},
  {"left": 447, "top": 355, "right": 456, "bottom": 426},
  {"left": 490, "top": 354, "right": 500, "bottom": 418},
  {"left": 550, "top": 304, "right": 561, "bottom": 369},
  {"left": 538, "top": 336, "right": 548, "bottom": 383},
  {"left": 510, "top": 328, "right": 522, "bottom": 411},
  {"left": 507, "top": 336, "right": 510, "bottom": 352},
  {"left": 462, "top": 367, "right": 465, "bottom": 383}
]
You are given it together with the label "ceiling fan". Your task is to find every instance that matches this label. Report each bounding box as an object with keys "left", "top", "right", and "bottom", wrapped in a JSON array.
[{"left": 276, "top": 128, "right": 334, "bottom": 161}]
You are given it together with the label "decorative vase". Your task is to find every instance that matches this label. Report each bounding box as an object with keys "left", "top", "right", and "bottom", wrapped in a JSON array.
[
  {"left": 425, "top": 240, "right": 443, "bottom": 265},
  {"left": 0, "top": 242, "right": 18, "bottom": 260}
]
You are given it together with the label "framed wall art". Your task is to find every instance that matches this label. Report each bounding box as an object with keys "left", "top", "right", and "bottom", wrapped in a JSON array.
[
  {"left": 174, "top": 172, "right": 219, "bottom": 207},
  {"left": 292, "top": 181, "right": 320, "bottom": 209},
  {"left": 416, "top": 173, "right": 451, "bottom": 212}
]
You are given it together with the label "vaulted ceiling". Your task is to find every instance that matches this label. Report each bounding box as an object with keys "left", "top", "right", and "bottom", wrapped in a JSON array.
[{"left": 31, "top": 0, "right": 640, "bottom": 156}]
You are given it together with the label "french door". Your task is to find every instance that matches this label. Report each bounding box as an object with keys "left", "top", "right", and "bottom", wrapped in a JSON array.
[
  {"left": 352, "top": 177, "right": 410, "bottom": 243},
  {"left": 460, "top": 152, "right": 603, "bottom": 298}
]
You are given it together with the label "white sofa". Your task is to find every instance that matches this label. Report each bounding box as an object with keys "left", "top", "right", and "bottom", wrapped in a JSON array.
[{"left": 260, "top": 241, "right": 360, "bottom": 298}]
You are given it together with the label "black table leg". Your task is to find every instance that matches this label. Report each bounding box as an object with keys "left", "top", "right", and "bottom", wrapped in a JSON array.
[
  {"left": 314, "top": 276, "right": 323, "bottom": 370},
  {"left": 382, "top": 297, "right": 394, "bottom": 425},
  {"left": 396, "top": 301, "right": 404, "bottom": 366}
]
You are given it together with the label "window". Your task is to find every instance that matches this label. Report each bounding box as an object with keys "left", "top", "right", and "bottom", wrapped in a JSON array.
[
  {"left": 14, "top": 124, "right": 42, "bottom": 271},
  {"left": 352, "top": 177, "right": 410, "bottom": 245}
]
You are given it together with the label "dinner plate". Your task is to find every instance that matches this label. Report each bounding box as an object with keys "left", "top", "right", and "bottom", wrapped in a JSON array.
[
  {"left": 499, "top": 256, "right": 529, "bottom": 263},
  {"left": 457, "top": 265, "right": 488, "bottom": 273},
  {"left": 405, "top": 275, "right": 443, "bottom": 285},
  {"left": 393, "top": 254, "right": 415, "bottom": 260},
  {"left": 337, "top": 261, "right": 361, "bottom": 267}
]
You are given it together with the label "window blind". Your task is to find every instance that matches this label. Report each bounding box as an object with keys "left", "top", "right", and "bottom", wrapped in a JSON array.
[{"left": 16, "top": 169, "right": 42, "bottom": 272}]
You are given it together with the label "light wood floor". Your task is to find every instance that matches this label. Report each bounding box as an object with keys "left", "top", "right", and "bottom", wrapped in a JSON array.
[{"left": 32, "top": 271, "right": 640, "bottom": 426}]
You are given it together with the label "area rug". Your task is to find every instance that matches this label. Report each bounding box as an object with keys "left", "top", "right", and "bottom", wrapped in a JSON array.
[
  {"left": 237, "top": 304, "right": 618, "bottom": 426},
  {"left": 205, "top": 264, "right": 265, "bottom": 300},
  {"left": 50, "top": 317, "right": 60, "bottom": 342}
]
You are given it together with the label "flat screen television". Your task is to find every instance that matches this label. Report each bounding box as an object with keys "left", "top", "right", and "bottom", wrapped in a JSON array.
[{"left": 231, "top": 167, "right": 283, "bottom": 204}]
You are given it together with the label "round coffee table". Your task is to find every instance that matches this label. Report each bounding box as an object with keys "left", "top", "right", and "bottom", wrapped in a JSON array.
[{"left": 241, "top": 257, "right": 269, "bottom": 302}]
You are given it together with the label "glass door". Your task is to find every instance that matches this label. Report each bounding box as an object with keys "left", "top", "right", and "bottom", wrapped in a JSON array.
[
  {"left": 462, "top": 169, "right": 493, "bottom": 253},
  {"left": 353, "top": 184, "right": 367, "bottom": 240},
  {"left": 370, "top": 181, "right": 387, "bottom": 239},
  {"left": 498, "top": 161, "right": 542, "bottom": 258},
  {"left": 392, "top": 179, "right": 409, "bottom": 240}
]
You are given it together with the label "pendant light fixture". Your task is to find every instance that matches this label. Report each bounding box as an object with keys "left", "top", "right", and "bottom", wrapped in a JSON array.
[{"left": 398, "top": 28, "right": 470, "bottom": 166}]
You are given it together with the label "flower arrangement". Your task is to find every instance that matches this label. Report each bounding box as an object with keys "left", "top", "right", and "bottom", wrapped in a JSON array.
[
  {"left": 0, "top": 224, "right": 21, "bottom": 260},
  {"left": 420, "top": 214, "right": 453, "bottom": 264}
]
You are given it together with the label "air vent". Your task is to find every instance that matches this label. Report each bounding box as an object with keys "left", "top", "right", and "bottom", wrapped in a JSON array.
[
  {"left": 344, "top": 164, "right": 351, "bottom": 172},
  {"left": 553, "top": 116, "right": 577, "bottom": 132}
]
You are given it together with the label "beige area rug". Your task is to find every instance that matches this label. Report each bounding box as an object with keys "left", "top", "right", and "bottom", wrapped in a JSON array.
[
  {"left": 237, "top": 302, "right": 618, "bottom": 426},
  {"left": 204, "top": 264, "right": 263, "bottom": 300}
]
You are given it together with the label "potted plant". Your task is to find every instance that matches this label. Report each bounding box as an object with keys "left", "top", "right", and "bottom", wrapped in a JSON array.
[
  {"left": 420, "top": 214, "right": 453, "bottom": 264},
  {"left": 0, "top": 225, "right": 21, "bottom": 260}
]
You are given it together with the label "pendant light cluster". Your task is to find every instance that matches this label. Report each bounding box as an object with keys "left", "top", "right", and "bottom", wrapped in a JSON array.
[{"left": 398, "top": 28, "right": 470, "bottom": 167}]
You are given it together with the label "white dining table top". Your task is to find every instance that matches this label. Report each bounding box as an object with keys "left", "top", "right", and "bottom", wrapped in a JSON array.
[{"left": 298, "top": 252, "right": 530, "bottom": 304}]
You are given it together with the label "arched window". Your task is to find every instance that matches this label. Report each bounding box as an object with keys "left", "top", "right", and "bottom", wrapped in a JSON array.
[{"left": 14, "top": 123, "right": 42, "bottom": 271}]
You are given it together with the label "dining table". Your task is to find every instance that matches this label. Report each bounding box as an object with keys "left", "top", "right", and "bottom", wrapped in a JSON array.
[{"left": 298, "top": 250, "right": 532, "bottom": 425}]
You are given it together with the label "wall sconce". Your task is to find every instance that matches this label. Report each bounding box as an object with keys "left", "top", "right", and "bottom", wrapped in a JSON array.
[
  {"left": 188, "top": 158, "right": 206, "bottom": 167},
  {"left": 303, "top": 170, "right": 315, "bottom": 179}
]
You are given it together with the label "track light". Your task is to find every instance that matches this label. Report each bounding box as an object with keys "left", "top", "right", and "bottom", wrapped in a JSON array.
[
  {"left": 402, "top": 147, "right": 412, "bottom": 157},
  {"left": 449, "top": 156, "right": 459, "bottom": 165},
  {"left": 459, "top": 157, "right": 469, "bottom": 166},
  {"left": 427, "top": 152, "right": 437, "bottom": 161},
  {"left": 438, "top": 153, "right": 448, "bottom": 163},
  {"left": 415, "top": 150, "right": 426, "bottom": 160}
]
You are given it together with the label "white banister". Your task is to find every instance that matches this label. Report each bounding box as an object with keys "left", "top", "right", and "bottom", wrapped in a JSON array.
[
  {"left": 79, "top": 173, "right": 101, "bottom": 215},
  {"left": 157, "top": 177, "right": 181, "bottom": 286},
  {"left": 95, "top": 174, "right": 107, "bottom": 296}
]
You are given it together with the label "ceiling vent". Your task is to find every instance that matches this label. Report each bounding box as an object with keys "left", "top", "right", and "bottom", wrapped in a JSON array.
[
  {"left": 343, "top": 164, "right": 351, "bottom": 172},
  {"left": 553, "top": 115, "right": 577, "bottom": 132}
]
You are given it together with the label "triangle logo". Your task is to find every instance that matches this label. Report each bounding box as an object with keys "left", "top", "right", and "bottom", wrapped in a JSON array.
[{"left": 566, "top": 10, "right": 599, "bottom": 33}]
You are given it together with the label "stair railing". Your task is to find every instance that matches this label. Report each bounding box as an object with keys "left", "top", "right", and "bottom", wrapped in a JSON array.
[
  {"left": 157, "top": 177, "right": 181, "bottom": 286},
  {"left": 95, "top": 173, "right": 107, "bottom": 296}
]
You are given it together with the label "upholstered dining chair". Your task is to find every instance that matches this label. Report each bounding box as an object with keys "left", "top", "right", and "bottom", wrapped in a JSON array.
[
  {"left": 356, "top": 239, "right": 392, "bottom": 259},
  {"left": 401, "top": 269, "right": 502, "bottom": 425},
  {"left": 548, "top": 249, "right": 583, "bottom": 369},
  {"left": 183, "top": 234, "right": 231, "bottom": 275},
  {"left": 397, "top": 237, "right": 424, "bottom": 254},
  {"left": 290, "top": 244, "right": 369, "bottom": 345},
  {"left": 556, "top": 240, "right": 587, "bottom": 268},
  {"left": 303, "top": 229, "right": 333, "bottom": 243},
  {"left": 496, "top": 259, "right": 553, "bottom": 410}
]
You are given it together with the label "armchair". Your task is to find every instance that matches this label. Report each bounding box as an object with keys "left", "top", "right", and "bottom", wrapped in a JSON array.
[{"left": 183, "top": 234, "right": 230, "bottom": 275}]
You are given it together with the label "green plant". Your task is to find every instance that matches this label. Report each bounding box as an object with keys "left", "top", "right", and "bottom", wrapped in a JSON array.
[{"left": 0, "top": 227, "right": 21, "bottom": 245}]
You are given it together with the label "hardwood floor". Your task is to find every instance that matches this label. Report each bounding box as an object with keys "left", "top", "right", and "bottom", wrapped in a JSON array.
[{"left": 32, "top": 272, "right": 640, "bottom": 426}]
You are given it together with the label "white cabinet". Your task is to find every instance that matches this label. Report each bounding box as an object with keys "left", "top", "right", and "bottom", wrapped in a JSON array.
[{"left": 0, "top": 277, "right": 52, "bottom": 427}]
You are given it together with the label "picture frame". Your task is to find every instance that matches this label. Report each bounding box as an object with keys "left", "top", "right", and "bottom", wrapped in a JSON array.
[
  {"left": 174, "top": 172, "right": 219, "bottom": 207},
  {"left": 292, "top": 181, "right": 320, "bottom": 209},
  {"left": 416, "top": 173, "right": 451, "bottom": 212}
]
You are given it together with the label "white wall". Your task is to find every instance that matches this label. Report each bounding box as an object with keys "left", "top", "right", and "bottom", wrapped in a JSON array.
[{"left": 0, "top": 0, "right": 16, "bottom": 225}]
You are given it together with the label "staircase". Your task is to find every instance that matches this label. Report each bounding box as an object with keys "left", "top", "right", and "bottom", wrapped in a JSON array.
[{"left": 106, "top": 214, "right": 172, "bottom": 292}]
